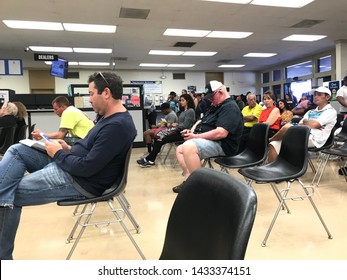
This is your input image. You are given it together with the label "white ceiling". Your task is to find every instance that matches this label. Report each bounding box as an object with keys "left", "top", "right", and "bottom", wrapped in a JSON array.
[{"left": 0, "top": 0, "right": 346, "bottom": 72}]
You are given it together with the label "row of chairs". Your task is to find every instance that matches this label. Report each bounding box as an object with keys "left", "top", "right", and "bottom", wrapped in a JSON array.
[
  {"left": 206, "top": 124, "right": 333, "bottom": 246},
  {"left": 0, "top": 123, "right": 36, "bottom": 155},
  {"left": 56, "top": 143, "right": 258, "bottom": 260}
]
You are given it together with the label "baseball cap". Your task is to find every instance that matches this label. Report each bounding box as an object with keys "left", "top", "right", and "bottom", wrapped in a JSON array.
[
  {"left": 314, "top": 86, "right": 331, "bottom": 96},
  {"left": 204, "top": 80, "right": 223, "bottom": 99}
]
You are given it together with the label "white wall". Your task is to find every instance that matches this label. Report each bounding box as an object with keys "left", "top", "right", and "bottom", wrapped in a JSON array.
[{"left": 1, "top": 69, "right": 257, "bottom": 97}]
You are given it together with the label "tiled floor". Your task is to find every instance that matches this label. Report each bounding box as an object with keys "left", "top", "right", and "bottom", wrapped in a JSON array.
[{"left": 13, "top": 147, "right": 347, "bottom": 260}]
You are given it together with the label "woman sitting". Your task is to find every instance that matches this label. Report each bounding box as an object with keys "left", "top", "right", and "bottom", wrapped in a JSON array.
[
  {"left": 258, "top": 91, "right": 281, "bottom": 138},
  {"left": 278, "top": 99, "right": 293, "bottom": 126},
  {"left": 137, "top": 94, "right": 196, "bottom": 167}
]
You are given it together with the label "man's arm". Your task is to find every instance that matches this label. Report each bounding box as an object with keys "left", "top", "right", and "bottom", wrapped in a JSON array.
[
  {"left": 300, "top": 119, "right": 322, "bottom": 129},
  {"left": 337, "top": 96, "right": 347, "bottom": 108},
  {"left": 183, "top": 126, "right": 228, "bottom": 141}
]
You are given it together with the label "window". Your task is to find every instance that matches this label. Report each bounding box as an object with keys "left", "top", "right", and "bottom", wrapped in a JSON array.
[
  {"left": 273, "top": 69, "right": 281, "bottom": 81},
  {"left": 285, "top": 61, "right": 312, "bottom": 79},
  {"left": 317, "top": 55, "right": 332, "bottom": 73},
  {"left": 262, "top": 72, "right": 270, "bottom": 83}
]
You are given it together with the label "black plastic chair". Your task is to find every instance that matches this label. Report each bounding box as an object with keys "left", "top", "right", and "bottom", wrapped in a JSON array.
[
  {"left": 239, "top": 126, "right": 332, "bottom": 246},
  {"left": 320, "top": 142, "right": 347, "bottom": 182},
  {"left": 28, "top": 123, "right": 36, "bottom": 140},
  {"left": 159, "top": 168, "right": 257, "bottom": 260},
  {"left": 57, "top": 146, "right": 145, "bottom": 260},
  {"left": 214, "top": 123, "right": 269, "bottom": 174},
  {"left": 335, "top": 119, "right": 347, "bottom": 142},
  {"left": 308, "top": 128, "right": 335, "bottom": 186},
  {"left": 0, "top": 126, "right": 17, "bottom": 154},
  {"left": 14, "top": 124, "right": 28, "bottom": 144}
]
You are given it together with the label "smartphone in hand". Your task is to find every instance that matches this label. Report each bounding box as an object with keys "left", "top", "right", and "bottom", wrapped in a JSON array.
[{"left": 39, "top": 132, "right": 51, "bottom": 142}]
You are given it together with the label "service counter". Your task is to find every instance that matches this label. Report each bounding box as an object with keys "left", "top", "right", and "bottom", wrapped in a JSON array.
[{"left": 26, "top": 109, "right": 145, "bottom": 147}]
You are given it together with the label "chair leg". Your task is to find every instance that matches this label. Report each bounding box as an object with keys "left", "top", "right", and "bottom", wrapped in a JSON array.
[
  {"left": 298, "top": 179, "right": 333, "bottom": 239},
  {"left": 270, "top": 183, "right": 291, "bottom": 213},
  {"left": 262, "top": 181, "right": 292, "bottom": 247},
  {"left": 162, "top": 143, "right": 173, "bottom": 165},
  {"left": 311, "top": 153, "right": 330, "bottom": 186},
  {"left": 67, "top": 204, "right": 88, "bottom": 242},
  {"left": 108, "top": 200, "right": 146, "bottom": 260},
  {"left": 116, "top": 194, "right": 141, "bottom": 233},
  {"left": 66, "top": 203, "right": 96, "bottom": 260}
]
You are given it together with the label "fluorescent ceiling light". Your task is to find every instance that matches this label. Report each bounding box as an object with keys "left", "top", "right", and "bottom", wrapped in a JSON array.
[
  {"left": 29, "top": 46, "right": 73, "bottom": 52},
  {"left": 45, "top": 61, "right": 78, "bottom": 65},
  {"left": 73, "top": 48, "right": 112, "bottom": 53},
  {"left": 250, "top": 0, "right": 314, "bottom": 8},
  {"left": 2, "top": 20, "right": 63, "bottom": 30},
  {"left": 202, "top": 1, "right": 251, "bottom": 3},
  {"left": 149, "top": 50, "right": 184, "bottom": 56},
  {"left": 182, "top": 51, "right": 217, "bottom": 56},
  {"left": 207, "top": 31, "right": 253, "bottom": 39},
  {"left": 282, "top": 34, "right": 326, "bottom": 41},
  {"left": 218, "top": 64, "right": 245, "bottom": 68},
  {"left": 164, "top": 28, "right": 210, "bottom": 37},
  {"left": 244, "top": 52, "right": 277, "bottom": 57},
  {"left": 63, "top": 23, "right": 116, "bottom": 33},
  {"left": 167, "top": 64, "right": 195, "bottom": 67},
  {"left": 78, "top": 62, "right": 110, "bottom": 66},
  {"left": 140, "top": 63, "right": 168, "bottom": 67},
  {"left": 202, "top": 0, "right": 314, "bottom": 8}
]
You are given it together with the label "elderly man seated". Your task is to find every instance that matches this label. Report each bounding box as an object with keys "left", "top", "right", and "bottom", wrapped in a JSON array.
[{"left": 268, "top": 86, "right": 337, "bottom": 162}]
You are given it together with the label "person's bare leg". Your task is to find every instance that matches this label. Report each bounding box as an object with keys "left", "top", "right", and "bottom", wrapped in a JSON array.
[
  {"left": 269, "top": 123, "right": 292, "bottom": 142},
  {"left": 176, "top": 144, "right": 189, "bottom": 178},
  {"left": 268, "top": 144, "right": 278, "bottom": 163},
  {"left": 143, "top": 129, "right": 155, "bottom": 144},
  {"left": 181, "top": 141, "right": 201, "bottom": 180}
]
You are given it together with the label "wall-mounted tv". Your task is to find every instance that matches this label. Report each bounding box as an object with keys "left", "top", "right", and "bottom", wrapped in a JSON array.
[{"left": 50, "top": 58, "right": 68, "bottom": 79}]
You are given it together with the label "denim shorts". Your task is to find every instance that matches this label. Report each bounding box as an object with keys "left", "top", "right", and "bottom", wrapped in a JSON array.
[{"left": 190, "top": 138, "right": 225, "bottom": 159}]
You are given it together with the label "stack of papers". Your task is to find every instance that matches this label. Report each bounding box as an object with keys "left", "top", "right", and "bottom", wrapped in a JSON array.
[{"left": 19, "top": 139, "right": 46, "bottom": 153}]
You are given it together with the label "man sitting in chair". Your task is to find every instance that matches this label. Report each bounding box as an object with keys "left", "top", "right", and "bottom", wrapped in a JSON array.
[
  {"left": 173, "top": 81, "right": 243, "bottom": 193},
  {"left": 0, "top": 72, "right": 136, "bottom": 260},
  {"left": 268, "top": 86, "right": 337, "bottom": 162}
]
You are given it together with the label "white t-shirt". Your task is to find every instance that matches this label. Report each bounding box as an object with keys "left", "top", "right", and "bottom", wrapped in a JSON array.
[
  {"left": 336, "top": 85, "right": 347, "bottom": 112},
  {"left": 300, "top": 104, "right": 337, "bottom": 148}
]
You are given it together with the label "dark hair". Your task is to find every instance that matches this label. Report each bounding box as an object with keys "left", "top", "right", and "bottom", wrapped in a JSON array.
[
  {"left": 52, "top": 96, "right": 69, "bottom": 107},
  {"left": 179, "top": 93, "right": 195, "bottom": 110},
  {"left": 169, "top": 91, "right": 176, "bottom": 96},
  {"left": 88, "top": 72, "right": 123, "bottom": 100},
  {"left": 277, "top": 99, "right": 290, "bottom": 113},
  {"left": 160, "top": 102, "right": 170, "bottom": 110}
]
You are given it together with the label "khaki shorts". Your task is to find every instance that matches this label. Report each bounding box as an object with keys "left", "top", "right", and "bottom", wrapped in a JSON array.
[{"left": 270, "top": 135, "right": 315, "bottom": 155}]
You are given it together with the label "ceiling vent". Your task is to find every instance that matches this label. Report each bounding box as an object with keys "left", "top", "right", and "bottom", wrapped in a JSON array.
[
  {"left": 173, "top": 42, "right": 196, "bottom": 48},
  {"left": 114, "top": 57, "right": 128, "bottom": 61},
  {"left": 217, "top": 59, "right": 233, "bottom": 63},
  {"left": 173, "top": 73, "right": 185, "bottom": 80},
  {"left": 119, "top": 8, "right": 150, "bottom": 19},
  {"left": 290, "top": 19, "right": 324, "bottom": 28}
]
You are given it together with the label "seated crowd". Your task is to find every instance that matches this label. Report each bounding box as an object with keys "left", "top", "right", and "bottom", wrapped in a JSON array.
[{"left": 138, "top": 83, "right": 339, "bottom": 195}]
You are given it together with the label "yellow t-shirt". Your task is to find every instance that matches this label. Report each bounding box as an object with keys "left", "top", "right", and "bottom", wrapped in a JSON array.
[
  {"left": 241, "top": 103, "right": 263, "bottom": 128},
  {"left": 60, "top": 106, "right": 94, "bottom": 138}
]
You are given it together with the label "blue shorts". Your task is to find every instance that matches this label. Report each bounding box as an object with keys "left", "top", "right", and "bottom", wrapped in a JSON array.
[{"left": 190, "top": 138, "right": 225, "bottom": 159}]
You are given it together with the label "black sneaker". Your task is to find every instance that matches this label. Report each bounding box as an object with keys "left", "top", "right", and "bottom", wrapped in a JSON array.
[
  {"left": 338, "top": 167, "right": 347, "bottom": 175},
  {"left": 172, "top": 181, "right": 185, "bottom": 193},
  {"left": 139, "top": 158, "right": 155, "bottom": 168},
  {"left": 137, "top": 158, "right": 146, "bottom": 165}
]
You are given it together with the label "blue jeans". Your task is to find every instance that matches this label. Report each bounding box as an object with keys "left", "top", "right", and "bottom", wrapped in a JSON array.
[{"left": 0, "top": 144, "right": 85, "bottom": 259}]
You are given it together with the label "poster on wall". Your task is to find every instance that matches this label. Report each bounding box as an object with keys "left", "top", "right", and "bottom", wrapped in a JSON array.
[{"left": 328, "top": 80, "right": 340, "bottom": 101}]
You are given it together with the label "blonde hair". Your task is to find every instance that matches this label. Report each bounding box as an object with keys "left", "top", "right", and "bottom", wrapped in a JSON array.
[
  {"left": 13, "top": 101, "right": 28, "bottom": 120},
  {"left": 3, "top": 102, "right": 18, "bottom": 116}
]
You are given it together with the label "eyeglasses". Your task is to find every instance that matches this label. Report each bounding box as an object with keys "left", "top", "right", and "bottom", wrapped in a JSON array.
[{"left": 96, "top": 72, "right": 110, "bottom": 87}]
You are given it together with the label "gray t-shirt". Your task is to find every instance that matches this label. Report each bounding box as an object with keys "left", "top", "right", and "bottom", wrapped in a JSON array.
[{"left": 165, "top": 110, "right": 178, "bottom": 124}]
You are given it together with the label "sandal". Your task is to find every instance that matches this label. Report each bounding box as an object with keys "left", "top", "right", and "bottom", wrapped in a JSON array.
[{"left": 172, "top": 181, "right": 185, "bottom": 193}]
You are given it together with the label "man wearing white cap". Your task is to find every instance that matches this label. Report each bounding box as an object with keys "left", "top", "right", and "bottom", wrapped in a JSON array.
[
  {"left": 268, "top": 86, "right": 337, "bottom": 162},
  {"left": 173, "top": 80, "right": 244, "bottom": 193}
]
